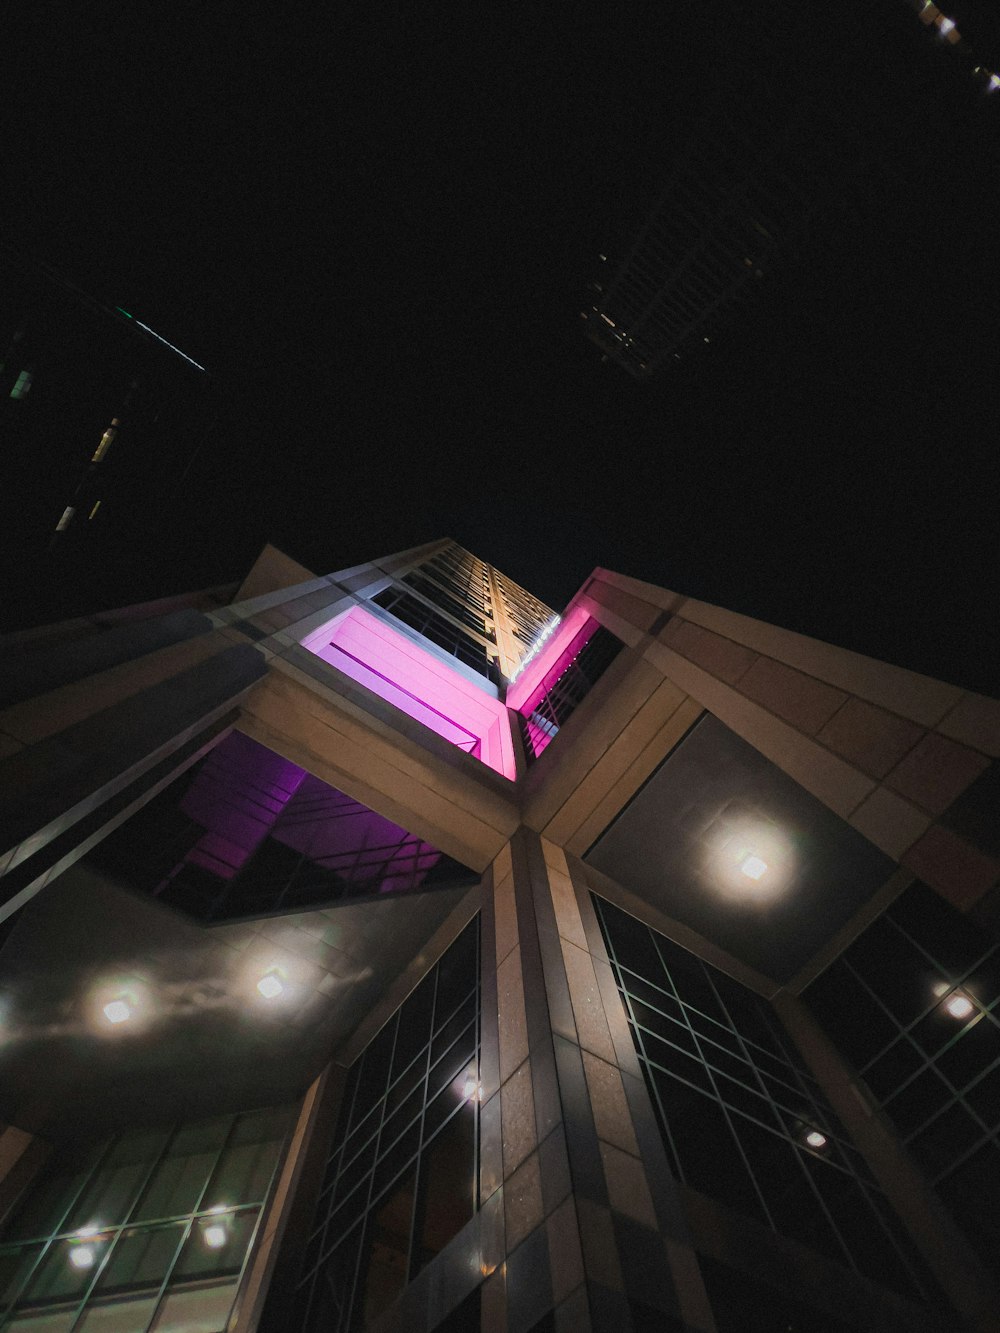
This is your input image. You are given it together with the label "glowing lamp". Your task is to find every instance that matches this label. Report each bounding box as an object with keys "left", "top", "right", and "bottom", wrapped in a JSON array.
[
  {"left": 938, "top": 16, "right": 955, "bottom": 33},
  {"left": 69, "top": 1245, "right": 95, "bottom": 1270},
  {"left": 257, "top": 970, "right": 284, "bottom": 999},
  {"left": 805, "top": 1130, "right": 827, "bottom": 1150},
  {"left": 463, "top": 1074, "right": 482, "bottom": 1102},
  {"left": 204, "top": 1224, "right": 228, "bottom": 1249},
  {"left": 989, "top": 73, "right": 1000, "bottom": 91},
  {"left": 739, "top": 855, "right": 768, "bottom": 881},
  {"left": 944, "top": 993, "right": 973, "bottom": 1020},
  {"left": 103, "top": 999, "right": 131, "bottom": 1025}
]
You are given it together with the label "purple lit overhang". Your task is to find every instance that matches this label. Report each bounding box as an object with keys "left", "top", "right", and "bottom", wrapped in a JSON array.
[{"left": 303, "top": 605, "right": 517, "bottom": 780}]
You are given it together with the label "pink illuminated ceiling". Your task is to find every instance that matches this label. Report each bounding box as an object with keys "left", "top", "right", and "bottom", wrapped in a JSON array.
[{"left": 304, "top": 605, "right": 517, "bottom": 780}]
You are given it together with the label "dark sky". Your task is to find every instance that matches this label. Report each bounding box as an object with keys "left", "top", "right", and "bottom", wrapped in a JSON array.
[{"left": 3, "top": 3, "right": 998, "bottom": 693}]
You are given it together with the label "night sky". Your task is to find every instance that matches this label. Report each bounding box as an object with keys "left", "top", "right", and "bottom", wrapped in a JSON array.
[{"left": 3, "top": 4, "right": 998, "bottom": 694}]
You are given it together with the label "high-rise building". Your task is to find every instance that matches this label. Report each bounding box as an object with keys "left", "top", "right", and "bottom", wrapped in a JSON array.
[
  {"left": 1, "top": 538, "right": 998, "bottom": 1331},
  {"left": 0, "top": 244, "right": 217, "bottom": 625}
]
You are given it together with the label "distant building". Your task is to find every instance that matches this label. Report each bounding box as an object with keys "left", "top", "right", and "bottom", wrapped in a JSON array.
[
  {"left": 0, "top": 538, "right": 998, "bottom": 1331},
  {"left": 583, "top": 114, "right": 820, "bottom": 378},
  {"left": 0, "top": 244, "right": 215, "bottom": 618}
]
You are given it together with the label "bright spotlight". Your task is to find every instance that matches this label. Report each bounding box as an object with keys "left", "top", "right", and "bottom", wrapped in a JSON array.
[
  {"left": 69, "top": 1245, "right": 95, "bottom": 1270},
  {"left": 944, "top": 992, "right": 973, "bottom": 1020},
  {"left": 257, "top": 970, "right": 284, "bottom": 999},
  {"left": 739, "top": 854, "right": 768, "bottom": 881},
  {"left": 103, "top": 999, "right": 131, "bottom": 1024}
]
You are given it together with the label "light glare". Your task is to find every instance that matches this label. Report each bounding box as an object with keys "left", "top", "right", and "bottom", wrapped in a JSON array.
[
  {"left": 204, "top": 1224, "right": 228, "bottom": 1249},
  {"left": 257, "top": 971, "right": 284, "bottom": 999},
  {"left": 945, "top": 993, "right": 973, "bottom": 1020},
  {"left": 463, "top": 1074, "right": 482, "bottom": 1102},
  {"left": 103, "top": 999, "right": 131, "bottom": 1024},
  {"left": 740, "top": 855, "right": 768, "bottom": 881},
  {"left": 69, "top": 1245, "right": 95, "bottom": 1270},
  {"left": 805, "top": 1130, "right": 827, "bottom": 1149}
]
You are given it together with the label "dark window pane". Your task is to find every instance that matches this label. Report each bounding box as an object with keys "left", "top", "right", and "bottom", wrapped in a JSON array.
[
  {"left": 203, "top": 1109, "right": 288, "bottom": 1208},
  {"left": 92, "top": 1222, "right": 183, "bottom": 1296},
  {"left": 173, "top": 1209, "right": 258, "bottom": 1281},
  {"left": 908, "top": 1103, "right": 981, "bottom": 1177},
  {"left": 67, "top": 1130, "right": 168, "bottom": 1231},
  {"left": 965, "top": 1060, "right": 1000, "bottom": 1126},
  {"left": 864, "top": 1039, "right": 924, "bottom": 1102},
  {"left": 936, "top": 1019, "right": 1000, "bottom": 1096},
  {"left": 413, "top": 1102, "right": 476, "bottom": 1274},
  {"left": 1, "top": 1150, "right": 102, "bottom": 1241},
  {"left": 936, "top": 1143, "right": 1000, "bottom": 1279},
  {"left": 135, "top": 1118, "right": 231, "bottom": 1221},
  {"left": 358, "top": 1170, "right": 416, "bottom": 1327},
  {"left": 882, "top": 1067, "right": 953, "bottom": 1138},
  {"left": 667, "top": 1094, "right": 761, "bottom": 1220}
]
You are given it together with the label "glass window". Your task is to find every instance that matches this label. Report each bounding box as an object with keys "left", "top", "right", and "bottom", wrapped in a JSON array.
[
  {"left": 804, "top": 879, "right": 1000, "bottom": 1280},
  {"left": 294, "top": 917, "right": 480, "bottom": 1331},
  {"left": 0, "top": 1107, "right": 291, "bottom": 1333},
  {"left": 595, "top": 895, "right": 933, "bottom": 1303}
]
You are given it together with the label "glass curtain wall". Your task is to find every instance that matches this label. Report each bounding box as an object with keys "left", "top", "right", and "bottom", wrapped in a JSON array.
[
  {"left": 805, "top": 879, "right": 1000, "bottom": 1280},
  {"left": 593, "top": 896, "right": 936, "bottom": 1304},
  {"left": 0, "top": 1106, "right": 292, "bottom": 1332},
  {"left": 293, "top": 917, "right": 480, "bottom": 1331}
]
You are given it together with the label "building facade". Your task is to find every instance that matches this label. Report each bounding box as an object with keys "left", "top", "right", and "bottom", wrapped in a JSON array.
[{"left": 1, "top": 539, "right": 998, "bottom": 1331}]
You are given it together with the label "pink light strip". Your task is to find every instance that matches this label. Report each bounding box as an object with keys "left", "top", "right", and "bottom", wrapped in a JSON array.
[{"left": 505, "top": 604, "right": 594, "bottom": 713}]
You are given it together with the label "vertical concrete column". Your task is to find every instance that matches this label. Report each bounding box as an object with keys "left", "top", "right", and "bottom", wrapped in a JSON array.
[
  {"left": 774, "top": 992, "right": 1000, "bottom": 1332},
  {"left": 231, "top": 1069, "right": 338, "bottom": 1333},
  {"left": 478, "top": 828, "right": 716, "bottom": 1331},
  {"left": 0, "top": 1123, "right": 50, "bottom": 1228},
  {"left": 250, "top": 1064, "right": 351, "bottom": 1333}
]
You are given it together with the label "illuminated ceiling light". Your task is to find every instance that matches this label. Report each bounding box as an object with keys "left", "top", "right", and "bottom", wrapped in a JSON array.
[
  {"left": 203, "top": 1224, "right": 228, "bottom": 1249},
  {"left": 103, "top": 998, "right": 132, "bottom": 1024},
  {"left": 739, "top": 854, "right": 768, "bottom": 881},
  {"left": 257, "top": 970, "right": 284, "bottom": 999},
  {"left": 805, "top": 1130, "right": 827, "bottom": 1150},
  {"left": 463, "top": 1074, "right": 482, "bottom": 1102},
  {"left": 938, "top": 16, "right": 955, "bottom": 34},
  {"left": 944, "top": 992, "right": 974, "bottom": 1020},
  {"left": 69, "top": 1245, "right": 96, "bottom": 1270},
  {"left": 989, "top": 73, "right": 1000, "bottom": 91}
]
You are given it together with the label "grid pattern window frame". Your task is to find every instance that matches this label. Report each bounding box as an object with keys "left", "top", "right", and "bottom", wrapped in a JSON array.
[
  {"left": 294, "top": 916, "right": 481, "bottom": 1331},
  {"left": 804, "top": 880, "right": 1000, "bottom": 1278},
  {"left": 371, "top": 586, "right": 495, "bottom": 677},
  {"left": 84, "top": 738, "right": 477, "bottom": 926},
  {"left": 518, "top": 624, "right": 623, "bottom": 761},
  {"left": 593, "top": 895, "right": 934, "bottom": 1303},
  {"left": 0, "top": 1106, "right": 291, "bottom": 1333}
]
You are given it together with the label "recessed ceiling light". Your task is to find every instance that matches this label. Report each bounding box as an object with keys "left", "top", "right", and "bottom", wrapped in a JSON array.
[
  {"left": 69, "top": 1245, "right": 95, "bottom": 1270},
  {"left": 257, "top": 970, "right": 284, "bottom": 999},
  {"left": 739, "top": 854, "right": 768, "bottom": 880},
  {"left": 103, "top": 999, "right": 131, "bottom": 1024},
  {"left": 805, "top": 1130, "right": 827, "bottom": 1150},
  {"left": 204, "top": 1224, "right": 228, "bottom": 1249},
  {"left": 944, "top": 992, "right": 973, "bottom": 1020}
]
